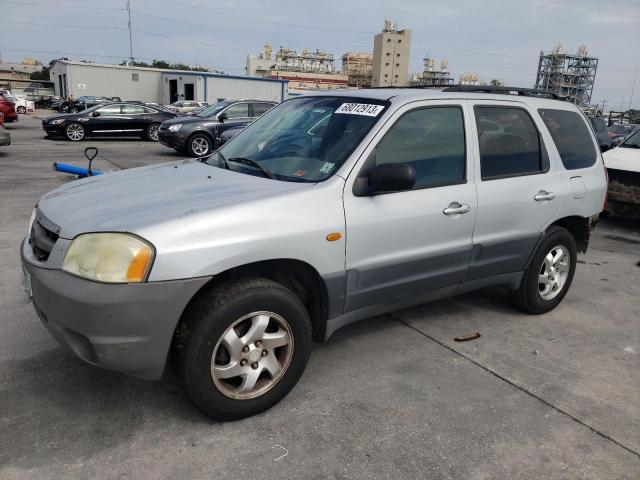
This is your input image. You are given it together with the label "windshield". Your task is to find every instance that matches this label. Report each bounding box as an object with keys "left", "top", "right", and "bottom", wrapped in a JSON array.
[
  {"left": 205, "top": 96, "right": 388, "bottom": 182},
  {"left": 620, "top": 129, "right": 640, "bottom": 148},
  {"left": 197, "top": 101, "right": 231, "bottom": 118}
]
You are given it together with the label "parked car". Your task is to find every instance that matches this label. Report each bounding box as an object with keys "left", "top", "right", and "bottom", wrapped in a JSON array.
[
  {"left": 22, "top": 88, "right": 606, "bottom": 420},
  {"left": 158, "top": 99, "right": 276, "bottom": 156},
  {"left": 603, "top": 127, "right": 640, "bottom": 217},
  {"left": 2, "top": 94, "right": 35, "bottom": 114},
  {"left": 69, "top": 96, "right": 122, "bottom": 113},
  {"left": 35, "top": 95, "right": 63, "bottom": 109},
  {"left": 165, "top": 100, "right": 209, "bottom": 114},
  {"left": 589, "top": 117, "right": 611, "bottom": 152},
  {"left": 185, "top": 105, "right": 208, "bottom": 116},
  {"left": 0, "top": 95, "right": 18, "bottom": 123},
  {"left": 607, "top": 123, "right": 638, "bottom": 144},
  {"left": 42, "top": 102, "right": 177, "bottom": 141}
]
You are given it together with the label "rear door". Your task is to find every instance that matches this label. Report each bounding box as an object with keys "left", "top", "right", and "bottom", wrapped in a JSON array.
[
  {"left": 467, "top": 100, "right": 566, "bottom": 281},
  {"left": 343, "top": 100, "right": 477, "bottom": 314},
  {"left": 251, "top": 102, "right": 275, "bottom": 120},
  {"left": 121, "top": 104, "right": 150, "bottom": 133}
]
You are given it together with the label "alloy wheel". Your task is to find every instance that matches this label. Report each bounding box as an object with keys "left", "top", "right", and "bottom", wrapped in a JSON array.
[
  {"left": 191, "top": 137, "right": 210, "bottom": 156},
  {"left": 148, "top": 124, "right": 159, "bottom": 141},
  {"left": 66, "top": 123, "right": 84, "bottom": 141},
  {"left": 538, "top": 244, "right": 570, "bottom": 301},
  {"left": 211, "top": 311, "right": 294, "bottom": 400}
]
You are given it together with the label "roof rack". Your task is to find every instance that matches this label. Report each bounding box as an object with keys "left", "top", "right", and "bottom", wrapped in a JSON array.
[{"left": 442, "top": 85, "right": 560, "bottom": 99}]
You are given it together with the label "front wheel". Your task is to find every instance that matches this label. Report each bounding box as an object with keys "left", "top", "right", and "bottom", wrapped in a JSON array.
[
  {"left": 186, "top": 133, "right": 212, "bottom": 157},
  {"left": 17, "top": 106, "right": 26, "bottom": 114},
  {"left": 172, "top": 278, "right": 312, "bottom": 420},
  {"left": 65, "top": 122, "right": 85, "bottom": 141},
  {"left": 512, "top": 226, "right": 577, "bottom": 314}
]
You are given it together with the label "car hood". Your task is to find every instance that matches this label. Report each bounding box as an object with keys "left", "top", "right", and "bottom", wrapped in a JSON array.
[
  {"left": 43, "top": 113, "right": 81, "bottom": 123},
  {"left": 603, "top": 146, "right": 640, "bottom": 173},
  {"left": 37, "top": 160, "right": 311, "bottom": 239},
  {"left": 162, "top": 115, "right": 219, "bottom": 126}
]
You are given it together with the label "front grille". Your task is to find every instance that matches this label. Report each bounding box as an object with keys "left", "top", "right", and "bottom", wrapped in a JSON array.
[{"left": 29, "top": 220, "right": 59, "bottom": 261}]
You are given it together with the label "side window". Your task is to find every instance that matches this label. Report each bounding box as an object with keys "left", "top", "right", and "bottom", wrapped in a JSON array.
[
  {"left": 96, "top": 105, "right": 122, "bottom": 116},
  {"left": 475, "top": 106, "right": 544, "bottom": 180},
  {"left": 252, "top": 103, "right": 274, "bottom": 117},
  {"left": 122, "top": 104, "right": 145, "bottom": 114},
  {"left": 373, "top": 106, "right": 466, "bottom": 189},
  {"left": 225, "top": 103, "right": 249, "bottom": 119},
  {"left": 539, "top": 109, "right": 597, "bottom": 170}
]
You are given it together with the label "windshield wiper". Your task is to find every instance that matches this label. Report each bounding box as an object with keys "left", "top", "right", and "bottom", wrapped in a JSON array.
[
  {"left": 227, "top": 157, "right": 276, "bottom": 179},
  {"left": 216, "top": 150, "right": 230, "bottom": 169}
]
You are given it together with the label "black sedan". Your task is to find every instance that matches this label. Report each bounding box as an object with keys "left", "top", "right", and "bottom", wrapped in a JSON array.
[
  {"left": 42, "top": 103, "right": 177, "bottom": 141},
  {"left": 158, "top": 99, "right": 276, "bottom": 157}
]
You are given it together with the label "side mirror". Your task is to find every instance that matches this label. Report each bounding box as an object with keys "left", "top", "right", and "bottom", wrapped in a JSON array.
[
  {"left": 218, "top": 112, "right": 228, "bottom": 123},
  {"left": 366, "top": 163, "right": 416, "bottom": 194},
  {"left": 91, "top": 111, "right": 100, "bottom": 117}
]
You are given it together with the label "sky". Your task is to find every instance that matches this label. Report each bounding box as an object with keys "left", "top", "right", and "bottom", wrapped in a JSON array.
[{"left": 1, "top": 0, "right": 639, "bottom": 109}]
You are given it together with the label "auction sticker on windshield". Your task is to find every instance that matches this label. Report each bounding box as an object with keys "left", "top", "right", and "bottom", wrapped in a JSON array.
[{"left": 335, "top": 103, "right": 384, "bottom": 116}]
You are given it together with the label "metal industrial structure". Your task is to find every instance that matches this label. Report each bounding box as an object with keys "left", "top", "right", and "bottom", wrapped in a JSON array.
[
  {"left": 246, "top": 45, "right": 348, "bottom": 94},
  {"left": 342, "top": 52, "right": 373, "bottom": 88},
  {"left": 459, "top": 73, "right": 481, "bottom": 86},
  {"left": 409, "top": 57, "right": 453, "bottom": 88},
  {"left": 372, "top": 20, "right": 412, "bottom": 87},
  {"left": 534, "top": 44, "right": 598, "bottom": 106}
]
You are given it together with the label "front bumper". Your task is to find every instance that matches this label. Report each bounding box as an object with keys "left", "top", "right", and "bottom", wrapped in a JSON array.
[
  {"left": 42, "top": 121, "right": 65, "bottom": 136},
  {"left": 158, "top": 130, "right": 186, "bottom": 149},
  {"left": 22, "top": 243, "right": 211, "bottom": 379}
]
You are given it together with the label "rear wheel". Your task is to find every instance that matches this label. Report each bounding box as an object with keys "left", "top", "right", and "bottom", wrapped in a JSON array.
[
  {"left": 187, "top": 133, "right": 212, "bottom": 157},
  {"left": 172, "top": 278, "right": 312, "bottom": 420},
  {"left": 17, "top": 106, "right": 26, "bottom": 114},
  {"left": 145, "top": 123, "right": 160, "bottom": 141},
  {"left": 512, "top": 226, "right": 577, "bottom": 314},
  {"left": 65, "top": 122, "right": 85, "bottom": 141}
]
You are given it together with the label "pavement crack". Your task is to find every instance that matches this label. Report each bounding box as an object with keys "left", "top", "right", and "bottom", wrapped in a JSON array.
[{"left": 391, "top": 313, "right": 640, "bottom": 460}]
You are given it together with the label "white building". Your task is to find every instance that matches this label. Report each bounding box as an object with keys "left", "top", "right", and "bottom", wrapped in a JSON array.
[{"left": 49, "top": 60, "right": 287, "bottom": 104}]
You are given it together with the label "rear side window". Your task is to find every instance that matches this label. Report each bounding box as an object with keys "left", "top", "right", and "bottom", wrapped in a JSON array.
[
  {"left": 373, "top": 106, "right": 466, "bottom": 189},
  {"left": 253, "top": 103, "right": 274, "bottom": 116},
  {"left": 475, "top": 106, "right": 544, "bottom": 180},
  {"left": 539, "top": 109, "right": 597, "bottom": 170}
]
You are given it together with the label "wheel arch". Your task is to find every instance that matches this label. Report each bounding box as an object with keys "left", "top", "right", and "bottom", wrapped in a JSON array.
[{"left": 547, "top": 215, "right": 592, "bottom": 253}]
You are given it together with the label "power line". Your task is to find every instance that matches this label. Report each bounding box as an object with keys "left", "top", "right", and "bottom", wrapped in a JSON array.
[
  {"left": 150, "top": 0, "right": 375, "bottom": 35},
  {"left": 8, "top": 20, "right": 127, "bottom": 30},
  {"left": 1, "top": 0, "right": 126, "bottom": 10}
]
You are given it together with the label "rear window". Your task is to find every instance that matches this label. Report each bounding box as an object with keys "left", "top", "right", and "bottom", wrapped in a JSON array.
[{"left": 538, "top": 109, "right": 597, "bottom": 170}]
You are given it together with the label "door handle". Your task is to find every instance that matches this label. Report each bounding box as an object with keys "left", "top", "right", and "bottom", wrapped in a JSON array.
[
  {"left": 534, "top": 190, "right": 556, "bottom": 201},
  {"left": 443, "top": 202, "right": 471, "bottom": 215}
]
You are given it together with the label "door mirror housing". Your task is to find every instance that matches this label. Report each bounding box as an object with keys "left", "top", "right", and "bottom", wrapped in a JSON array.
[
  {"left": 359, "top": 163, "right": 416, "bottom": 195},
  {"left": 218, "top": 112, "right": 228, "bottom": 123},
  {"left": 91, "top": 111, "right": 100, "bottom": 117}
]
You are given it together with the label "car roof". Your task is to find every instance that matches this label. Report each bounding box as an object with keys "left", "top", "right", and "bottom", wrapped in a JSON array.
[{"left": 302, "top": 88, "right": 578, "bottom": 110}]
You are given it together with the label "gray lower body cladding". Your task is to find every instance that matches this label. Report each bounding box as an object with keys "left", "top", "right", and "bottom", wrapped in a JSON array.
[{"left": 23, "top": 257, "right": 210, "bottom": 380}]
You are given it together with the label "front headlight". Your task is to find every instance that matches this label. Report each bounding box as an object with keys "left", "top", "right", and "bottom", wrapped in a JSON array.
[
  {"left": 168, "top": 123, "right": 182, "bottom": 132},
  {"left": 62, "top": 233, "right": 154, "bottom": 283},
  {"left": 49, "top": 119, "right": 65, "bottom": 125}
]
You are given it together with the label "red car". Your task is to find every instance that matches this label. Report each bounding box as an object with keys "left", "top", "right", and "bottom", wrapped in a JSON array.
[{"left": 0, "top": 96, "right": 18, "bottom": 123}]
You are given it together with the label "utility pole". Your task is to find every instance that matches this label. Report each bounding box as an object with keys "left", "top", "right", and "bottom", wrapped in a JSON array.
[
  {"left": 629, "top": 67, "right": 638, "bottom": 111},
  {"left": 601, "top": 99, "right": 607, "bottom": 113},
  {"left": 127, "top": 0, "right": 134, "bottom": 64}
]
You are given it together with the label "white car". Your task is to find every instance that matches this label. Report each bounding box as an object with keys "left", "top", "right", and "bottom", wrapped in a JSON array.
[
  {"left": 603, "top": 128, "right": 640, "bottom": 216},
  {"left": 3, "top": 94, "right": 35, "bottom": 114},
  {"left": 165, "top": 100, "right": 208, "bottom": 113}
]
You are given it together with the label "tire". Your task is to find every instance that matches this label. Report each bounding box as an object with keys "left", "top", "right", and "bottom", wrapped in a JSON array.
[
  {"left": 65, "top": 122, "right": 85, "bottom": 141},
  {"left": 186, "top": 133, "right": 212, "bottom": 157},
  {"left": 172, "top": 278, "right": 312, "bottom": 420},
  {"left": 145, "top": 123, "right": 160, "bottom": 142},
  {"left": 17, "top": 106, "right": 26, "bottom": 114},
  {"left": 512, "top": 226, "right": 577, "bottom": 314}
]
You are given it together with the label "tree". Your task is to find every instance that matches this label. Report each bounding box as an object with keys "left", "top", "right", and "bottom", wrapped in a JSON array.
[
  {"left": 30, "top": 67, "right": 50, "bottom": 81},
  {"left": 152, "top": 59, "right": 171, "bottom": 69},
  {"left": 490, "top": 79, "right": 504, "bottom": 86}
]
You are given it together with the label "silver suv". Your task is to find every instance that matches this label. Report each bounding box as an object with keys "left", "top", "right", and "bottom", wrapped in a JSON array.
[{"left": 22, "top": 87, "right": 607, "bottom": 419}]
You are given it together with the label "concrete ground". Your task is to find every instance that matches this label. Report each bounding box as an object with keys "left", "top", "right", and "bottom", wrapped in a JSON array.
[{"left": 1, "top": 113, "right": 639, "bottom": 479}]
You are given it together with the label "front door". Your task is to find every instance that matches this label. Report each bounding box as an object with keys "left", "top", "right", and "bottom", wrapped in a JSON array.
[
  {"left": 169, "top": 80, "right": 178, "bottom": 103},
  {"left": 87, "top": 104, "right": 124, "bottom": 135},
  {"left": 466, "top": 101, "right": 566, "bottom": 280},
  {"left": 184, "top": 83, "right": 195, "bottom": 100},
  {"left": 343, "top": 101, "right": 477, "bottom": 314}
]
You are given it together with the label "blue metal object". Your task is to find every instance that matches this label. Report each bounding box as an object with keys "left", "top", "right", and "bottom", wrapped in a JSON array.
[{"left": 53, "top": 162, "right": 102, "bottom": 177}]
